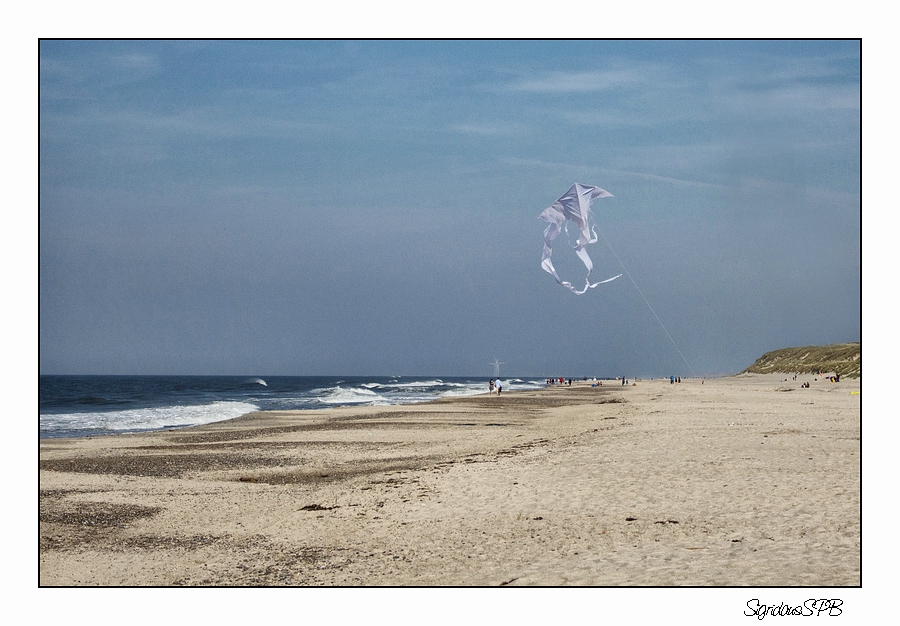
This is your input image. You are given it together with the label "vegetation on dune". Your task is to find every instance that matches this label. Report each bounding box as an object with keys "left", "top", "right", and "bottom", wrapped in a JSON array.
[{"left": 741, "top": 343, "right": 861, "bottom": 379}]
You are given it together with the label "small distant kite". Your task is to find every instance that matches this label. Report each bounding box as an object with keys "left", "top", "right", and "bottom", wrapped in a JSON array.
[{"left": 539, "top": 182, "right": 622, "bottom": 294}]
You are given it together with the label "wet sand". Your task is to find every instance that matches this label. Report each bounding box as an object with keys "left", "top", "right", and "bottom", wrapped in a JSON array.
[{"left": 39, "top": 374, "right": 860, "bottom": 586}]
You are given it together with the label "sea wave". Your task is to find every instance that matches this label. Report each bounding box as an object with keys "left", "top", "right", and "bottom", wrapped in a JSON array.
[
  {"left": 437, "top": 384, "right": 487, "bottom": 398},
  {"left": 39, "top": 400, "right": 259, "bottom": 436},
  {"left": 360, "top": 379, "right": 462, "bottom": 390},
  {"left": 315, "top": 386, "right": 391, "bottom": 406},
  {"left": 394, "top": 380, "right": 458, "bottom": 388},
  {"left": 39, "top": 375, "right": 544, "bottom": 439}
]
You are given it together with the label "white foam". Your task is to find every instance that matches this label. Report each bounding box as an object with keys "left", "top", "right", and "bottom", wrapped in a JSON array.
[
  {"left": 363, "top": 380, "right": 456, "bottom": 390},
  {"left": 435, "top": 382, "right": 487, "bottom": 398},
  {"left": 40, "top": 400, "right": 259, "bottom": 435},
  {"left": 317, "top": 386, "right": 390, "bottom": 405},
  {"left": 392, "top": 380, "right": 451, "bottom": 388}
]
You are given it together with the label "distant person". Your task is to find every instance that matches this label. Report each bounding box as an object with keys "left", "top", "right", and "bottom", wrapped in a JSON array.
[
  {"left": 496, "top": 379, "right": 503, "bottom": 395},
  {"left": 489, "top": 379, "right": 495, "bottom": 394},
  {"left": 670, "top": 376, "right": 674, "bottom": 384}
]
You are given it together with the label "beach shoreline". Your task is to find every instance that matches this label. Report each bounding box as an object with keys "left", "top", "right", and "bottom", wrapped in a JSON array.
[{"left": 39, "top": 373, "right": 860, "bottom": 586}]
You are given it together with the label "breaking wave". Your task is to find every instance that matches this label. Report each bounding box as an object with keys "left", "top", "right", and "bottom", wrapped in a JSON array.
[{"left": 40, "top": 400, "right": 259, "bottom": 438}]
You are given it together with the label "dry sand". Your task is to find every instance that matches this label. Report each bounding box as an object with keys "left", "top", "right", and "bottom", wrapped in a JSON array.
[{"left": 39, "top": 374, "right": 860, "bottom": 586}]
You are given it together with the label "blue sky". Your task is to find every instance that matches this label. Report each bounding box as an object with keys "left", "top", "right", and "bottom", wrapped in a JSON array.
[{"left": 39, "top": 40, "right": 860, "bottom": 377}]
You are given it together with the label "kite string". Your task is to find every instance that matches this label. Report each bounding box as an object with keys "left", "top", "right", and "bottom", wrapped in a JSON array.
[{"left": 596, "top": 228, "right": 697, "bottom": 377}]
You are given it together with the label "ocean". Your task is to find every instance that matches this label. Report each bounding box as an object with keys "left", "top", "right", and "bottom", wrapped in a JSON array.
[{"left": 39, "top": 375, "right": 544, "bottom": 439}]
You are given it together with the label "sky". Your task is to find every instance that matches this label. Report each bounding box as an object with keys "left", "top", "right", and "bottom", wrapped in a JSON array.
[{"left": 38, "top": 40, "right": 861, "bottom": 378}]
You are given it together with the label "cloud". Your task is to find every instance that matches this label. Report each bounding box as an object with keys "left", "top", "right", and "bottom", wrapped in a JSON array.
[
  {"left": 507, "top": 68, "right": 649, "bottom": 93},
  {"left": 563, "top": 109, "right": 659, "bottom": 128},
  {"left": 602, "top": 167, "right": 729, "bottom": 191},
  {"left": 40, "top": 48, "right": 162, "bottom": 99},
  {"left": 110, "top": 53, "right": 160, "bottom": 74},
  {"left": 732, "top": 176, "right": 860, "bottom": 208},
  {"left": 43, "top": 106, "right": 331, "bottom": 144},
  {"left": 499, "top": 156, "right": 605, "bottom": 179},
  {"left": 707, "top": 81, "right": 860, "bottom": 121},
  {"left": 448, "top": 122, "right": 519, "bottom": 136}
]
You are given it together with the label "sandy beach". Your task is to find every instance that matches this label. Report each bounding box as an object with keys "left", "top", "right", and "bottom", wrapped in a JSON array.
[{"left": 39, "top": 373, "right": 860, "bottom": 587}]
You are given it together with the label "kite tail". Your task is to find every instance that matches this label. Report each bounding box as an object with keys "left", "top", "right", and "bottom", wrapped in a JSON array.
[{"left": 543, "top": 259, "right": 622, "bottom": 294}]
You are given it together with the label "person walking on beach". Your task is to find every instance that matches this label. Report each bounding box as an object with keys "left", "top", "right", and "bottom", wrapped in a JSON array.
[
  {"left": 496, "top": 379, "right": 503, "bottom": 395},
  {"left": 489, "top": 379, "right": 495, "bottom": 394}
]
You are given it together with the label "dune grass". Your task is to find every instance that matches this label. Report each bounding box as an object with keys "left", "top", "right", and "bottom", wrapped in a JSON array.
[{"left": 742, "top": 343, "right": 860, "bottom": 378}]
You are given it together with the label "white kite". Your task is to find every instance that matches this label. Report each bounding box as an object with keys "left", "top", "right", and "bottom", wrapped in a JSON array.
[{"left": 539, "top": 182, "right": 622, "bottom": 294}]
